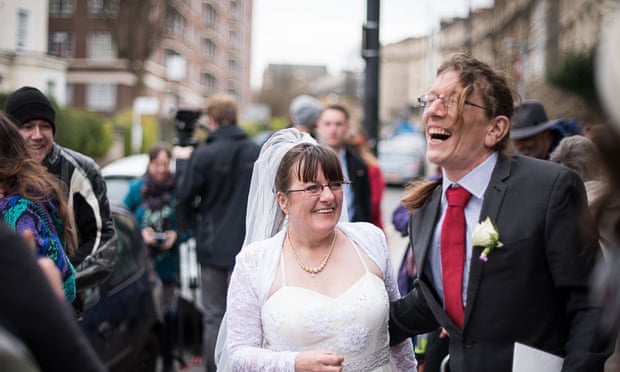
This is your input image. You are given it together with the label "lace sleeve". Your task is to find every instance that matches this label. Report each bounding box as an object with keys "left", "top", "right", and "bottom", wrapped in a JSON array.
[
  {"left": 376, "top": 227, "right": 417, "bottom": 371},
  {"left": 226, "top": 245, "right": 298, "bottom": 371}
]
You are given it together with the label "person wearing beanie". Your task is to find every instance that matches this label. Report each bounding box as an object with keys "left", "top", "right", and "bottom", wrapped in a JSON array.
[
  {"left": 288, "top": 94, "right": 322, "bottom": 137},
  {"left": 5, "top": 86, "right": 57, "bottom": 134},
  {"left": 4, "top": 86, "right": 117, "bottom": 301}
]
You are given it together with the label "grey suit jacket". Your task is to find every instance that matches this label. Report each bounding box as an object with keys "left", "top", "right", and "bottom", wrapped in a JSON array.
[{"left": 390, "top": 153, "right": 612, "bottom": 372}]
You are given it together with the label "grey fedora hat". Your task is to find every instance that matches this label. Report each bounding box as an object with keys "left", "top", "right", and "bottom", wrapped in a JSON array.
[{"left": 510, "top": 101, "right": 559, "bottom": 140}]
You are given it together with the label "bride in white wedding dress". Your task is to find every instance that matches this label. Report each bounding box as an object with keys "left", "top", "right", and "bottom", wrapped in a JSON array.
[{"left": 220, "top": 129, "right": 415, "bottom": 371}]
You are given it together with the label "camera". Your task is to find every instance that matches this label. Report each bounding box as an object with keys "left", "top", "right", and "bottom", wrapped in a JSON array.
[
  {"left": 152, "top": 232, "right": 168, "bottom": 245},
  {"left": 173, "top": 109, "right": 202, "bottom": 147}
]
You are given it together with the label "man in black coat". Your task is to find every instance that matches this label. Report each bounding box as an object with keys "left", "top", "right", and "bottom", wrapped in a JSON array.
[{"left": 177, "top": 93, "right": 260, "bottom": 372}]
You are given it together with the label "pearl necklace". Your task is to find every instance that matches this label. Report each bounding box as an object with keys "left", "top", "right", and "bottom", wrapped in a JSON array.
[{"left": 287, "top": 231, "right": 336, "bottom": 276}]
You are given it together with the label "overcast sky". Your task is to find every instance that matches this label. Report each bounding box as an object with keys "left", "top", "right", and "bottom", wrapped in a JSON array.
[{"left": 251, "top": 0, "right": 494, "bottom": 87}]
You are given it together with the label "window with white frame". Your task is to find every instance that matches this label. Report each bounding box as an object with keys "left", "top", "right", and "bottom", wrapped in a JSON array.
[
  {"left": 202, "top": 38, "right": 216, "bottom": 59},
  {"left": 228, "top": 59, "right": 240, "bottom": 77},
  {"left": 203, "top": 3, "right": 216, "bottom": 26},
  {"left": 49, "top": 0, "right": 74, "bottom": 16},
  {"left": 165, "top": 8, "right": 185, "bottom": 37},
  {"left": 86, "top": 82, "right": 116, "bottom": 110},
  {"left": 16, "top": 9, "right": 29, "bottom": 50},
  {"left": 65, "top": 83, "right": 73, "bottom": 106},
  {"left": 229, "top": 30, "right": 240, "bottom": 50},
  {"left": 201, "top": 72, "right": 216, "bottom": 93},
  {"left": 88, "top": 0, "right": 104, "bottom": 16},
  {"left": 230, "top": 1, "right": 240, "bottom": 21},
  {"left": 49, "top": 32, "right": 73, "bottom": 57},
  {"left": 87, "top": 32, "right": 116, "bottom": 60}
]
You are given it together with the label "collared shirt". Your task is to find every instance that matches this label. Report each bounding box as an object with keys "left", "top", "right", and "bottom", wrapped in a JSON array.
[
  {"left": 338, "top": 148, "right": 354, "bottom": 221},
  {"left": 427, "top": 152, "right": 498, "bottom": 308}
]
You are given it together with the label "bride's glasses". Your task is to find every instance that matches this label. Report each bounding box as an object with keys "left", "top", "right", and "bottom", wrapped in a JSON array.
[{"left": 286, "top": 181, "right": 351, "bottom": 196}]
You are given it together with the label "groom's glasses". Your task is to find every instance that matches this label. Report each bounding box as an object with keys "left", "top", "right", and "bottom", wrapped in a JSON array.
[{"left": 286, "top": 181, "right": 351, "bottom": 196}]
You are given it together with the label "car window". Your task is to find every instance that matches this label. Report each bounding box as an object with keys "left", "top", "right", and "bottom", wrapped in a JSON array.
[{"left": 104, "top": 177, "right": 133, "bottom": 205}]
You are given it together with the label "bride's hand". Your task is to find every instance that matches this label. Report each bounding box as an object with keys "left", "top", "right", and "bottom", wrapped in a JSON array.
[{"left": 295, "top": 350, "right": 344, "bottom": 371}]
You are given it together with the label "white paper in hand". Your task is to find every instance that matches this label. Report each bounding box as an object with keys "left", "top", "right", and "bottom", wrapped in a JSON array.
[{"left": 512, "top": 342, "right": 563, "bottom": 372}]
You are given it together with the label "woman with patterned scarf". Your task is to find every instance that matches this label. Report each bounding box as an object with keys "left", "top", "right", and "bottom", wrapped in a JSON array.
[
  {"left": 124, "top": 143, "right": 182, "bottom": 372},
  {"left": 0, "top": 112, "right": 77, "bottom": 303}
]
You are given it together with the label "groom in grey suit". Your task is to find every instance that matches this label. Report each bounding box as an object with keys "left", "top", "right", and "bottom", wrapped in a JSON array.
[{"left": 389, "top": 54, "right": 612, "bottom": 372}]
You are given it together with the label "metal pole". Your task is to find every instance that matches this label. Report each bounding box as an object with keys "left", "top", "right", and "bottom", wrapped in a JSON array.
[{"left": 362, "top": 0, "right": 380, "bottom": 154}]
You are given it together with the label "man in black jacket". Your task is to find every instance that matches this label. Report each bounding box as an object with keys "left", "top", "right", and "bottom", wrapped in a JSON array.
[
  {"left": 5, "top": 87, "right": 117, "bottom": 289},
  {"left": 316, "top": 104, "right": 371, "bottom": 222},
  {"left": 177, "top": 93, "right": 260, "bottom": 372}
]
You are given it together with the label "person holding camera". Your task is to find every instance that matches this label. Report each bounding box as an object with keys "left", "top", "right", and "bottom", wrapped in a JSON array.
[{"left": 124, "top": 143, "right": 182, "bottom": 372}]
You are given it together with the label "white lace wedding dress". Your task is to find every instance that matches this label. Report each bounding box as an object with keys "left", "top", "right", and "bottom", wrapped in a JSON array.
[{"left": 224, "top": 222, "right": 416, "bottom": 371}]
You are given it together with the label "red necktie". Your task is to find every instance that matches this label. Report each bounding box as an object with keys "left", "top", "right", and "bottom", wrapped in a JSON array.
[{"left": 441, "top": 186, "right": 471, "bottom": 328}]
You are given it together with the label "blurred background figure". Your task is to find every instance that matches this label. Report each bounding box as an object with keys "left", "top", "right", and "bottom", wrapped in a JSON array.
[
  {"left": 288, "top": 94, "right": 322, "bottom": 137},
  {"left": 347, "top": 128, "right": 385, "bottom": 230},
  {"left": 124, "top": 143, "right": 183, "bottom": 372},
  {"left": 549, "top": 135, "right": 602, "bottom": 203},
  {"left": 316, "top": 104, "right": 372, "bottom": 223},
  {"left": 0, "top": 112, "right": 77, "bottom": 304},
  {"left": 510, "top": 100, "right": 569, "bottom": 159},
  {"left": 177, "top": 93, "right": 260, "bottom": 372},
  {"left": 591, "top": 7, "right": 620, "bottom": 372}
]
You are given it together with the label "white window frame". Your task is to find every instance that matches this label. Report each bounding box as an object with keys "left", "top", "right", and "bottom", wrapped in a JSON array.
[
  {"left": 87, "top": 32, "right": 116, "bottom": 60},
  {"left": 16, "top": 9, "right": 29, "bottom": 50},
  {"left": 86, "top": 82, "right": 116, "bottom": 110}
]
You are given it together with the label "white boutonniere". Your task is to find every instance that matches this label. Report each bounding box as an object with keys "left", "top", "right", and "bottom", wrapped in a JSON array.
[{"left": 473, "top": 217, "right": 503, "bottom": 262}]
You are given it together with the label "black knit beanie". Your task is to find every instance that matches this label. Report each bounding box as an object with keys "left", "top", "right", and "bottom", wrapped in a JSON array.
[{"left": 5, "top": 86, "right": 56, "bottom": 134}]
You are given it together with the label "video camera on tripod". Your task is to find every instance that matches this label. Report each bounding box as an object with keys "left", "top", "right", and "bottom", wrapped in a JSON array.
[{"left": 173, "top": 108, "right": 203, "bottom": 148}]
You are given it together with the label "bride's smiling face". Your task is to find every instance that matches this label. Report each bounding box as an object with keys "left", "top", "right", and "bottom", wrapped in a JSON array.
[{"left": 277, "top": 165, "right": 343, "bottom": 234}]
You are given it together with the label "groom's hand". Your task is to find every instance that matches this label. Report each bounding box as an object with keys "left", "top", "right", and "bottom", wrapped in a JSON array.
[{"left": 295, "top": 349, "right": 344, "bottom": 371}]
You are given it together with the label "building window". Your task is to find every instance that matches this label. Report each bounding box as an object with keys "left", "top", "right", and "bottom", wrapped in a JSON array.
[
  {"left": 88, "top": 0, "right": 104, "bottom": 16},
  {"left": 65, "top": 83, "right": 73, "bottom": 106},
  {"left": 87, "top": 32, "right": 116, "bottom": 60},
  {"left": 230, "top": 1, "right": 240, "bottom": 21},
  {"left": 87, "top": 82, "right": 116, "bottom": 110},
  {"left": 229, "top": 30, "right": 240, "bottom": 50},
  {"left": 165, "top": 8, "right": 185, "bottom": 37},
  {"left": 49, "top": 32, "right": 73, "bottom": 58},
  {"left": 201, "top": 72, "right": 216, "bottom": 93},
  {"left": 227, "top": 84, "right": 238, "bottom": 101},
  {"left": 202, "top": 38, "right": 216, "bottom": 59},
  {"left": 228, "top": 59, "right": 240, "bottom": 77},
  {"left": 203, "top": 3, "right": 216, "bottom": 26},
  {"left": 16, "top": 9, "right": 29, "bottom": 50},
  {"left": 49, "top": 0, "right": 74, "bottom": 16}
]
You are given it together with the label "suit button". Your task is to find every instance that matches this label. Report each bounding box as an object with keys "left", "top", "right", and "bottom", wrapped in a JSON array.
[{"left": 464, "top": 339, "right": 474, "bottom": 348}]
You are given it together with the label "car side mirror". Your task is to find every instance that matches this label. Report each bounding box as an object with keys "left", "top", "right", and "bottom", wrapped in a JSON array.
[{"left": 74, "top": 236, "right": 118, "bottom": 290}]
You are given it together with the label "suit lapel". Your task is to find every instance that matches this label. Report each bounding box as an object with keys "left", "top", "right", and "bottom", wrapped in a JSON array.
[
  {"left": 411, "top": 185, "right": 443, "bottom": 278},
  {"left": 464, "top": 153, "right": 511, "bottom": 326}
]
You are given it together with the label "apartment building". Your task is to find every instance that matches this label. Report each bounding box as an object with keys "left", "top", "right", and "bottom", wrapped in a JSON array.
[
  {"left": 0, "top": 0, "right": 67, "bottom": 102},
  {"left": 47, "top": 0, "right": 252, "bottom": 117}
]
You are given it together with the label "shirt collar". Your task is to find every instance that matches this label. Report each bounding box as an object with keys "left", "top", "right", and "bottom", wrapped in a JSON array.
[{"left": 441, "top": 152, "right": 498, "bottom": 199}]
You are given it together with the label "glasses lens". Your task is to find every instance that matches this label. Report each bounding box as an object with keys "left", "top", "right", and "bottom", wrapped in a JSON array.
[
  {"left": 328, "top": 181, "right": 343, "bottom": 191},
  {"left": 305, "top": 184, "right": 321, "bottom": 194},
  {"left": 418, "top": 95, "right": 427, "bottom": 107}
]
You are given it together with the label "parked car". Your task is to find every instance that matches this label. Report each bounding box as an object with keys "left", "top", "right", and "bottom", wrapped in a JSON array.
[
  {"left": 101, "top": 154, "right": 204, "bottom": 361},
  {"left": 378, "top": 132, "right": 426, "bottom": 186},
  {"left": 101, "top": 154, "right": 150, "bottom": 204},
  {"left": 79, "top": 203, "right": 164, "bottom": 372}
]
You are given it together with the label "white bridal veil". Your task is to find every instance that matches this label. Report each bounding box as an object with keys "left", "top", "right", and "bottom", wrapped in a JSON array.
[{"left": 214, "top": 128, "right": 318, "bottom": 371}]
